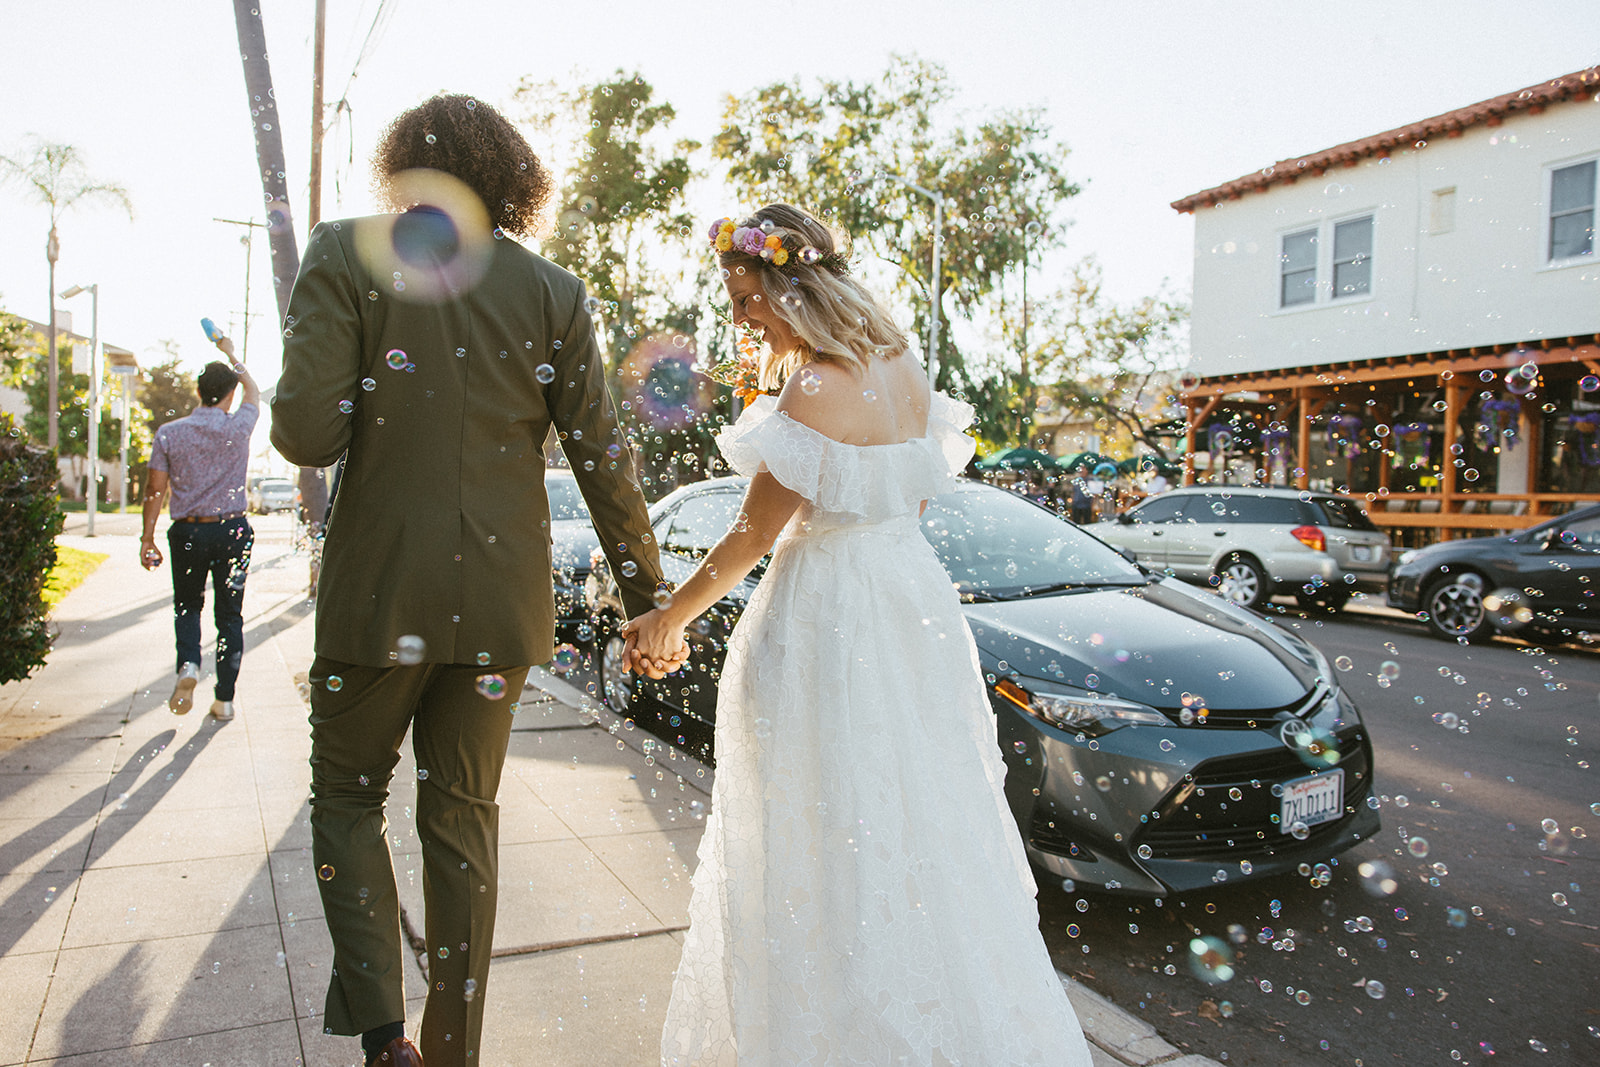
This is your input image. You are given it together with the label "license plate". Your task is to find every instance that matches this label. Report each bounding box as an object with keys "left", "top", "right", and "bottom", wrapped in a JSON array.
[
  {"left": 1352, "top": 546, "right": 1372, "bottom": 561},
  {"left": 1280, "top": 770, "right": 1344, "bottom": 834}
]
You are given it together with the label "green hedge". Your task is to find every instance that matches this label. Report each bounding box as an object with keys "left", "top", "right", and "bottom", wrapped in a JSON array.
[{"left": 0, "top": 411, "right": 62, "bottom": 683}]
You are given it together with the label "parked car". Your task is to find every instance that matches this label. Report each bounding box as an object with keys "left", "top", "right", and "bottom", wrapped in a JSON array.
[
  {"left": 545, "top": 470, "right": 601, "bottom": 648},
  {"left": 248, "top": 477, "right": 299, "bottom": 514},
  {"left": 1388, "top": 503, "right": 1600, "bottom": 642},
  {"left": 588, "top": 476, "right": 1379, "bottom": 896},
  {"left": 1089, "top": 485, "right": 1391, "bottom": 612}
]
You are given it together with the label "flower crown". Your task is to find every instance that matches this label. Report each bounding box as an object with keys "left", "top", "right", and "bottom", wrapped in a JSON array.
[{"left": 708, "top": 217, "right": 849, "bottom": 274}]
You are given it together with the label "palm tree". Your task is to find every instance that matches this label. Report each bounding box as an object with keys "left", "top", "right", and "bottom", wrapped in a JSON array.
[{"left": 0, "top": 139, "right": 133, "bottom": 449}]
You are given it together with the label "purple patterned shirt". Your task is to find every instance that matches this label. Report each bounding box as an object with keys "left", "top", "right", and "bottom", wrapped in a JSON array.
[{"left": 149, "top": 403, "right": 259, "bottom": 519}]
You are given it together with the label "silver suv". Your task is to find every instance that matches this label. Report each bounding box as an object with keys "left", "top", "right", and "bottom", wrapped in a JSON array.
[{"left": 1089, "top": 486, "right": 1391, "bottom": 612}]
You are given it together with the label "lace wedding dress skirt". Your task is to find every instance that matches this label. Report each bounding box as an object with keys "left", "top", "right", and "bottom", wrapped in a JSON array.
[{"left": 661, "top": 393, "right": 1092, "bottom": 1066}]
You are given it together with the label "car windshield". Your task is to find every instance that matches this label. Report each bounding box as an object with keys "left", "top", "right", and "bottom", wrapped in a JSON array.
[
  {"left": 546, "top": 478, "right": 590, "bottom": 521},
  {"left": 922, "top": 486, "right": 1147, "bottom": 599},
  {"left": 1314, "top": 496, "right": 1378, "bottom": 531}
]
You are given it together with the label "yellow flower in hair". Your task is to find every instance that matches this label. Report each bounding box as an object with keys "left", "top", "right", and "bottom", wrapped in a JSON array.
[
  {"left": 772, "top": 248, "right": 789, "bottom": 266},
  {"left": 764, "top": 234, "right": 782, "bottom": 250},
  {"left": 714, "top": 232, "right": 733, "bottom": 252}
]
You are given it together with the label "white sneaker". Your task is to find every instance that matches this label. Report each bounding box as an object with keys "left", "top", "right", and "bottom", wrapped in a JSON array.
[
  {"left": 169, "top": 663, "right": 201, "bottom": 714},
  {"left": 208, "top": 700, "right": 235, "bottom": 721}
]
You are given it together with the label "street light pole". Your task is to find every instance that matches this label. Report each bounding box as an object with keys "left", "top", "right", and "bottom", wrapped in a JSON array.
[
  {"left": 45, "top": 228, "right": 59, "bottom": 450},
  {"left": 61, "top": 282, "right": 98, "bottom": 535},
  {"left": 889, "top": 176, "right": 945, "bottom": 386},
  {"left": 215, "top": 217, "right": 265, "bottom": 363}
]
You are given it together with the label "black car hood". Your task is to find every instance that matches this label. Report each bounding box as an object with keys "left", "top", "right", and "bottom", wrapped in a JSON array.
[
  {"left": 962, "top": 580, "right": 1317, "bottom": 712},
  {"left": 551, "top": 519, "right": 600, "bottom": 573}
]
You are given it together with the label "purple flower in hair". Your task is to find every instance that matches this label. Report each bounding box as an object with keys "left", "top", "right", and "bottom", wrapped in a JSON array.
[{"left": 733, "top": 227, "right": 766, "bottom": 256}]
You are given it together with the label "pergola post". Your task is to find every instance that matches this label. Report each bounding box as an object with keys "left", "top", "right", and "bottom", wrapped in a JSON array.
[{"left": 1439, "top": 376, "right": 1462, "bottom": 541}]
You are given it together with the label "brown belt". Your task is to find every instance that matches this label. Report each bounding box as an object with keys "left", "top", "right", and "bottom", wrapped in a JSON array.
[{"left": 173, "top": 512, "right": 245, "bottom": 524}]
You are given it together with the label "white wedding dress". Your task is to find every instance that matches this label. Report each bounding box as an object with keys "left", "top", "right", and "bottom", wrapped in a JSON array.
[{"left": 661, "top": 391, "right": 1093, "bottom": 1067}]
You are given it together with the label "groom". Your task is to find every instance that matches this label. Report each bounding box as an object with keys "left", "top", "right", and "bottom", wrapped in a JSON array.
[{"left": 272, "top": 94, "right": 675, "bottom": 1066}]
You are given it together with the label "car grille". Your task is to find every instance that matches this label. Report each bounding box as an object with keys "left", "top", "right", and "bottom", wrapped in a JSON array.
[
  {"left": 1136, "top": 730, "right": 1371, "bottom": 860},
  {"left": 1163, "top": 683, "right": 1325, "bottom": 727}
]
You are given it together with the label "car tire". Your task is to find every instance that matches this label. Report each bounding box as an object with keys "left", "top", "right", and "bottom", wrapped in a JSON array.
[
  {"left": 597, "top": 619, "right": 636, "bottom": 714},
  {"left": 1214, "top": 554, "right": 1270, "bottom": 611},
  {"left": 1422, "top": 570, "right": 1493, "bottom": 642}
]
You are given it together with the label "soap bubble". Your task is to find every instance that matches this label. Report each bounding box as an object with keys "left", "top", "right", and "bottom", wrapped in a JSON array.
[
  {"left": 352, "top": 169, "right": 494, "bottom": 303},
  {"left": 1364, "top": 980, "right": 1386, "bottom": 999},
  {"left": 1483, "top": 587, "right": 1535, "bottom": 630},
  {"left": 534, "top": 363, "right": 556, "bottom": 384},
  {"left": 1188, "top": 936, "right": 1235, "bottom": 984},
  {"left": 474, "top": 674, "right": 507, "bottom": 700},
  {"left": 621, "top": 335, "right": 713, "bottom": 431},
  {"left": 386, "top": 349, "right": 408, "bottom": 370},
  {"left": 326, "top": 675, "right": 344, "bottom": 692},
  {"left": 338, "top": 400, "right": 354, "bottom": 414},
  {"left": 1407, "top": 836, "right": 1431, "bottom": 858},
  {"left": 550, "top": 644, "right": 580, "bottom": 674},
  {"left": 317, "top": 864, "right": 335, "bottom": 881},
  {"left": 395, "top": 635, "right": 426, "bottom": 665},
  {"left": 583, "top": 296, "right": 601, "bottom": 314},
  {"left": 799, "top": 368, "right": 823, "bottom": 396}
]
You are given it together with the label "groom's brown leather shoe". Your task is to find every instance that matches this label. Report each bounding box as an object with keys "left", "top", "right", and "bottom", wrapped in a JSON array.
[{"left": 375, "top": 1036, "right": 423, "bottom": 1065}]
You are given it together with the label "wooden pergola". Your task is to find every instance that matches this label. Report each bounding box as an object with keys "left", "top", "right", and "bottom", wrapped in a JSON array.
[{"left": 1180, "top": 334, "right": 1600, "bottom": 541}]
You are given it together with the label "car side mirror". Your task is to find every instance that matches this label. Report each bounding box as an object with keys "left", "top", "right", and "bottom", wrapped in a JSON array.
[
  {"left": 1116, "top": 512, "right": 1134, "bottom": 525},
  {"left": 1118, "top": 546, "right": 1139, "bottom": 564}
]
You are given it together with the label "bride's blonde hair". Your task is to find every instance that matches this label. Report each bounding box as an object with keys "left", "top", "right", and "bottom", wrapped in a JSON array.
[{"left": 715, "top": 204, "right": 910, "bottom": 390}]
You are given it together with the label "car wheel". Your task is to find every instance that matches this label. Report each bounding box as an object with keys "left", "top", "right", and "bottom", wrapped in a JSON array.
[
  {"left": 598, "top": 621, "right": 636, "bottom": 714},
  {"left": 1215, "top": 554, "right": 1270, "bottom": 610},
  {"left": 1423, "top": 571, "right": 1493, "bottom": 642}
]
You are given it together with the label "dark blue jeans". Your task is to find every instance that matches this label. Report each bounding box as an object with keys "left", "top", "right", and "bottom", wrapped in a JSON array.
[{"left": 168, "top": 517, "right": 254, "bottom": 701}]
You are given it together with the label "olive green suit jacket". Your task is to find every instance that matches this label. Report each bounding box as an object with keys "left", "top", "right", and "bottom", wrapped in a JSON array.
[{"left": 271, "top": 217, "right": 664, "bottom": 668}]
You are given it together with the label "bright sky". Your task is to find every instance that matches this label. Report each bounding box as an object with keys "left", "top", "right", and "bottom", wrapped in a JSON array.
[{"left": 2, "top": 0, "right": 1597, "bottom": 386}]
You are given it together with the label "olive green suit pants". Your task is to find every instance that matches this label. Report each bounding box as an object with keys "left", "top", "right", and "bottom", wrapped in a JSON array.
[{"left": 308, "top": 655, "right": 531, "bottom": 1066}]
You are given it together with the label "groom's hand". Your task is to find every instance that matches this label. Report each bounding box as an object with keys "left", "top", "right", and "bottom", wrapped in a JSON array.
[{"left": 622, "top": 631, "right": 688, "bottom": 678}]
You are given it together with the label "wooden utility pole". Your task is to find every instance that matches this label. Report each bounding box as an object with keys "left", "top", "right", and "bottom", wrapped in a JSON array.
[{"left": 309, "top": 0, "right": 327, "bottom": 228}]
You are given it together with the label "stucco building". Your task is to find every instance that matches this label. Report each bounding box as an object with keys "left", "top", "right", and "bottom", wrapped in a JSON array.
[{"left": 1172, "top": 67, "right": 1599, "bottom": 542}]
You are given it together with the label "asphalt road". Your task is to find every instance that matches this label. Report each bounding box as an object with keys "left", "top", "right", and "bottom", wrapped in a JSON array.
[{"left": 1038, "top": 600, "right": 1598, "bottom": 1067}]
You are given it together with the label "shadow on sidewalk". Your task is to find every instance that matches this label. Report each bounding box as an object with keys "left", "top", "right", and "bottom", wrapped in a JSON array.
[{"left": 0, "top": 719, "right": 226, "bottom": 958}]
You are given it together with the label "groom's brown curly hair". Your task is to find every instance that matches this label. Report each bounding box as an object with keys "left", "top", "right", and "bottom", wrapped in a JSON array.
[{"left": 373, "top": 94, "right": 552, "bottom": 238}]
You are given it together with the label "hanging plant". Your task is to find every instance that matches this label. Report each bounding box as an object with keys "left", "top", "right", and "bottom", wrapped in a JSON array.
[
  {"left": 1325, "top": 414, "right": 1362, "bottom": 459},
  {"left": 1570, "top": 412, "right": 1600, "bottom": 468},
  {"left": 1391, "top": 422, "right": 1430, "bottom": 468},
  {"left": 1476, "top": 398, "right": 1520, "bottom": 451},
  {"left": 1207, "top": 422, "right": 1235, "bottom": 455}
]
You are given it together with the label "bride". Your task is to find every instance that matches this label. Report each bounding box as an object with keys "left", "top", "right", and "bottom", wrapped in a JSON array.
[{"left": 624, "top": 204, "right": 1091, "bottom": 1066}]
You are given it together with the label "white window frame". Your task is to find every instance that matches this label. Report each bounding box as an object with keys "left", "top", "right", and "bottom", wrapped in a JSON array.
[
  {"left": 1274, "top": 210, "right": 1376, "bottom": 312},
  {"left": 1543, "top": 155, "right": 1597, "bottom": 270}
]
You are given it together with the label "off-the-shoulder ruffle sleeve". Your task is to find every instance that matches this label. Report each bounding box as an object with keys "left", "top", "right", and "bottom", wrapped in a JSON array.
[
  {"left": 715, "top": 395, "right": 824, "bottom": 497},
  {"left": 928, "top": 390, "right": 978, "bottom": 476},
  {"left": 714, "top": 390, "right": 978, "bottom": 521}
]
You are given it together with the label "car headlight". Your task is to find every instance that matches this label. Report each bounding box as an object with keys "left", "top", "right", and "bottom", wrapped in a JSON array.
[{"left": 995, "top": 677, "right": 1169, "bottom": 734}]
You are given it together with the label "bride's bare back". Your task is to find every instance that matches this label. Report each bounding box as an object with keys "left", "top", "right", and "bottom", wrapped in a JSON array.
[{"left": 778, "top": 350, "right": 931, "bottom": 447}]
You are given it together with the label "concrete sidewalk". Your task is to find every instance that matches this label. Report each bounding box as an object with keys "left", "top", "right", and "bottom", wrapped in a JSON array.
[{"left": 0, "top": 513, "right": 1220, "bottom": 1066}]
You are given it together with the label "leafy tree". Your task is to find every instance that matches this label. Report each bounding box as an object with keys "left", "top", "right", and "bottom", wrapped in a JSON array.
[
  {"left": 139, "top": 343, "right": 199, "bottom": 431},
  {"left": 0, "top": 321, "right": 147, "bottom": 501},
  {"left": 0, "top": 139, "right": 132, "bottom": 449},
  {"left": 711, "top": 56, "right": 1080, "bottom": 404},
  {"left": 516, "top": 71, "right": 700, "bottom": 370},
  {"left": 1023, "top": 259, "right": 1189, "bottom": 461},
  {"left": 516, "top": 72, "right": 725, "bottom": 499}
]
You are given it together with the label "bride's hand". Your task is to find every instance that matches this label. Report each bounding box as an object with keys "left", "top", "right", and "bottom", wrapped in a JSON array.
[{"left": 620, "top": 610, "right": 689, "bottom": 677}]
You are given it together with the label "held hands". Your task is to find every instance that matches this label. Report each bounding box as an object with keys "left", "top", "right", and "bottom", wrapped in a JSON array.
[{"left": 620, "top": 609, "right": 690, "bottom": 678}]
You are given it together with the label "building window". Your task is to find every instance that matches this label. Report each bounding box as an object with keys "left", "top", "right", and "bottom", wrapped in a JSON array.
[
  {"left": 1280, "top": 228, "right": 1318, "bottom": 307},
  {"left": 1278, "top": 214, "right": 1373, "bottom": 308},
  {"left": 1332, "top": 216, "right": 1373, "bottom": 297},
  {"left": 1549, "top": 160, "right": 1596, "bottom": 262},
  {"left": 1429, "top": 187, "right": 1456, "bottom": 235}
]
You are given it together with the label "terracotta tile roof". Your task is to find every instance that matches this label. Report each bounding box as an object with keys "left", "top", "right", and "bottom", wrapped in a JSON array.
[{"left": 1171, "top": 66, "right": 1600, "bottom": 214}]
